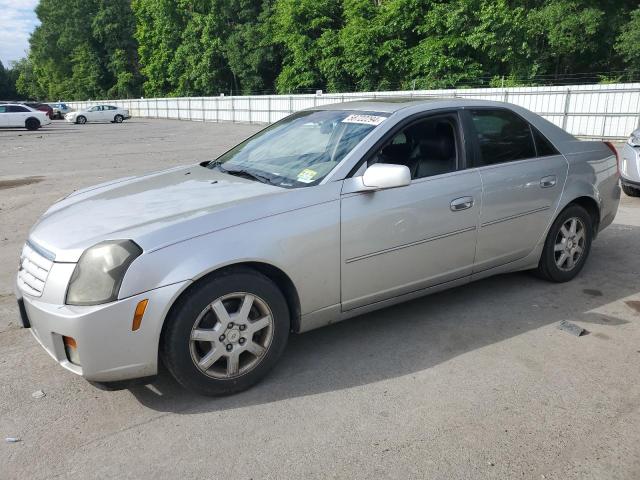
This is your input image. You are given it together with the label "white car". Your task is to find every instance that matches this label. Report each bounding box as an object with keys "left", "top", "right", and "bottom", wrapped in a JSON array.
[
  {"left": 0, "top": 103, "right": 51, "bottom": 130},
  {"left": 65, "top": 105, "right": 130, "bottom": 124},
  {"left": 621, "top": 129, "right": 640, "bottom": 197}
]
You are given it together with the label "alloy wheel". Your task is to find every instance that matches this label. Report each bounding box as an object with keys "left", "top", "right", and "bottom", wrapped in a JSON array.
[
  {"left": 189, "top": 292, "right": 274, "bottom": 379},
  {"left": 554, "top": 217, "right": 586, "bottom": 271}
]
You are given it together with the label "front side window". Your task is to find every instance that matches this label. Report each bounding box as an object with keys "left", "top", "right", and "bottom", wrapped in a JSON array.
[
  {"left": 369, "top": 116, "right": 459, "bottom": 179},
  {"left": 0, "top": 106, "right": 6, "bottom": 113},
  {"left": 208, "top": 110, "right": 387, "bottom": 188},
  {"left": 89, "top": 106, "right": 100, "bottom": 112},
  {"left": 470, "top": 109, "right": 536, "bottom": 166}
]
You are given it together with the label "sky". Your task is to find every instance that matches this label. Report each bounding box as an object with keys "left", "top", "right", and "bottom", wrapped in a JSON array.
[{"left": 0, "top": 0, "right": 39, "bottom": 67}]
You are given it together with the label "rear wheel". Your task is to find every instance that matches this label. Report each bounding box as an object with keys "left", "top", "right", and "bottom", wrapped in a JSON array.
[
  {"left": 622, "top": 184, "right": 640, "bottom": 197},
  {"left": 161, "top": 268, "right": 290, "bottom": 396},
  {"left": 25, "top": 118, "right": 40, "bottom": 131},
  {"left": 114, "top": 114, "right": 123, "bottom": 123},
  {"left": 536, "top": 204, "right": 593, "bottom": 282},
  {"left": 76, "top": 115, "right": 87, "bottom": 124}
]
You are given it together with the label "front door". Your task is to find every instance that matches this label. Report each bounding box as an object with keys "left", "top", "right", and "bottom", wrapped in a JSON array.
[{"left": 340, "top": 113, "right": 482, "bottom": 311}]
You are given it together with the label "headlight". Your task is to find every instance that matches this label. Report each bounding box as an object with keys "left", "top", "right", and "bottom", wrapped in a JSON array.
[
  {"left": 628, "top": 132, "right": 640, "bottom": 147},
  {"left": 66, "top": 240, "right": 142, "bottom": 305}
]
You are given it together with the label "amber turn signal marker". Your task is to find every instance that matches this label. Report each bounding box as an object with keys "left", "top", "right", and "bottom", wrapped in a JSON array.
[
  {"left": 132, "top": 299, "right": 149, "bottom": 331},
  {"left": 62, "top": 336, "right": 77, "bottom": 349}
]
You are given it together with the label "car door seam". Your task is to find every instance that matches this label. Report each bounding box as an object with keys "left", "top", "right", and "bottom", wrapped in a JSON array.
[{"left": 344, "top": 226, "right": 477, "bottom": 264}]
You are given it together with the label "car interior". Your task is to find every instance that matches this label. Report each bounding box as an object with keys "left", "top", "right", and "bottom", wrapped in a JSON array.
[{"left": 372, "top": 117, "right": 458, "bottom": 179}]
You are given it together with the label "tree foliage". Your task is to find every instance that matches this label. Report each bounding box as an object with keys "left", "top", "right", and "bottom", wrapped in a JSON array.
[{"left": 9, "top": 0, "right": 640, "bottom": 100}]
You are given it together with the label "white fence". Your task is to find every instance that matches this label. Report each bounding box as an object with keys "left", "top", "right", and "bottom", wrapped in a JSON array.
[{"left": 67, "top": 83, "right": 640, "bottom": 139}]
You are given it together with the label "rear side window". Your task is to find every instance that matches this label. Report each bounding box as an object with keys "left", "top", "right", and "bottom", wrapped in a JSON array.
[
  {"left": 470, "top": 109, "right": 536, "bottom": 166},
  {"left": 7, "top": 105, "right": 29, "bottom": 112}
]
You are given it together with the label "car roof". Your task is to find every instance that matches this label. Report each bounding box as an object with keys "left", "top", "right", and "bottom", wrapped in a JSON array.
[{"left": 312, "top": 96, "right": 521, "bottom": 113}]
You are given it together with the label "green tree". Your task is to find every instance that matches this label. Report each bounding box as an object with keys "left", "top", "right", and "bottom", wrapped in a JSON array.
[{"left": 616, "top": 7, "right": 640, "bottom": 74}]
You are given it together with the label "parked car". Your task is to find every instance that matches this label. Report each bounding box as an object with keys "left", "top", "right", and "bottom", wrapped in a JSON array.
[
  {"left": 16, "top": 98, "right": 620, "bottom": 395},
  {"left": 0, "top": 103, "right": 52, "bottom": 130},
  {"left": 23, "top": 102, "right": 54, "bottom": 119},
  {"left": 65, "top": 104, "right": 130, "bottom": 124},
  {"left": 46, "top": 102, "right": 73, "bottom": 119},
  {"left": 620, "top": 129, "right": 640, "bottom": 197}
]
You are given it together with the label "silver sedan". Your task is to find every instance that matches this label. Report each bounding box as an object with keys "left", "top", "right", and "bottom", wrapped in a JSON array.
[{"left": 15, "top": 98, "right": 621, "bottom": 395}]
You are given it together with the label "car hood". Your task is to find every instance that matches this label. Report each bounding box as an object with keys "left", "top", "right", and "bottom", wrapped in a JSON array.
[{"left": 29, "top": 165, "right": 288, "bottom": 262}]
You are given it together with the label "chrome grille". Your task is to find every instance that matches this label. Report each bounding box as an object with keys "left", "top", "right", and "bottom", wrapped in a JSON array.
[{"left": 18, "top": 242, "right": 54, "bottom": 297}]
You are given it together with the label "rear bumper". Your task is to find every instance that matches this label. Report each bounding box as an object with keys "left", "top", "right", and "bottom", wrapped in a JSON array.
[{"left": 16, "top": 279, "right": 189, "bottom": 382}]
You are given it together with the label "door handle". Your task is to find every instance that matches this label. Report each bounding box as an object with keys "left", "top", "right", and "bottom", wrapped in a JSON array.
[
  {"left": 540, "top": 175, "right": 557, "bottom": 188},
  {"left": 450, "top": 196, "right": 474, "bottom": 212}
]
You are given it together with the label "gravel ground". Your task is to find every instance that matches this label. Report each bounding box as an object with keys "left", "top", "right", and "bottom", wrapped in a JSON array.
[{"left": 1, "top": 119, "right": 639, "bottom": 479}]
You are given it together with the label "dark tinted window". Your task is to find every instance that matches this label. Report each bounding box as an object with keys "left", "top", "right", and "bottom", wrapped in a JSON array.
[
  {"left": 371, "top": 116, "right": 458, "bottom": 179},
  {"left": 532, "top": 128, "right": 559, "bottom": 156},
  {"left": 7, "top": 105, "right": 29, "bottom": 112},
  {"left": 470, "top": 109, "right": 536, "bottom": 166}
]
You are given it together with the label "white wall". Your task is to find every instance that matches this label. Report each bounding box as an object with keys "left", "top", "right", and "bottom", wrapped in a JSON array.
[{"left": 67, "top": 83, "right": 640, "bottom": 139}]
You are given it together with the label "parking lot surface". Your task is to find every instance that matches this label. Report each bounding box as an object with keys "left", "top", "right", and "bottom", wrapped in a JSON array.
[{"left": 1, "top": 119, "right": 639, "bottom": 479}]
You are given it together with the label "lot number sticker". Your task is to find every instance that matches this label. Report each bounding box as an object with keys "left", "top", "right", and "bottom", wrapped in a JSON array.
[{"left": 342, "top": 114, "right": 387, "bottom": 126}]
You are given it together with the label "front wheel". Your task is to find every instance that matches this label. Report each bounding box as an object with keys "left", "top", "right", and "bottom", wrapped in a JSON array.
[
  {"left": 76, "top": 115, "right": 87, "bottom": 124},
  {"left": 114, "top": 114, "right": 123, "bottom": 123},
  {"left": 161, "top": 268, "right": 290, "bottom": 396},
  {"left": 536, "top": 204, "right": 593, "bottom": 282}
]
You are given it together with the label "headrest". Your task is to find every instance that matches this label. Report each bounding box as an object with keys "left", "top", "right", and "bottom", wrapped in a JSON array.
[
  {"left": 417, "top": 123, "right": 455, "bottom": 160},
  {"left": 380, "top": 143, "right": 411, "bottom": 163}
]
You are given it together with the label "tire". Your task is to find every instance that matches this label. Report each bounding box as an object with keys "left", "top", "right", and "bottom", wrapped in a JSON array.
[
  {"left": 536, "top": 204, "right": 593, "bottom": 282},
  {"left": 25, "top": 118, "right": 40, "bottom": 131},
  {"left": 76, "top": 115, "right": 87, "bottom": 124},
  {"left": 114, "top": 114, "right": 123, "bottom": 123},
  {"left": 622, "top": 184, "right": 640, "bottom": 197},
  {"left": 161, "top": 268, "right": 290, "bottom": 396}
]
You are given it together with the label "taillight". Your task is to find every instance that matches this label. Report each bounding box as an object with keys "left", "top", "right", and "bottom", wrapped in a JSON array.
[{"left": 604, "top": 141, "right": 620, "bottom": 177}]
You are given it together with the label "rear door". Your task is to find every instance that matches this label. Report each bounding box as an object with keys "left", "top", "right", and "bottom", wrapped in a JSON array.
[
  {"left": 463, "top": 108, "right": 568, "bottom": 272},
  {"left": 340, "top": 111, "right": 482, "bottom": 310},
  {"left": 6, "top": 105, "right": 30, "bottom": 127}
]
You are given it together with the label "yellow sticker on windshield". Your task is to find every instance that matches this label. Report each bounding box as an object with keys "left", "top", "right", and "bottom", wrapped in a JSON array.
[{"left": 297, "top": 168, "right": 318, "bottom": 183}]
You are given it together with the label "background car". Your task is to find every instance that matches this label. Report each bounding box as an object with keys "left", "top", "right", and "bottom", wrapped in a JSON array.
[
  {"left": 65, "top": 105, "right": 130, "bottom": 124},
  {"left": 0, "top": 103, "right": 52, "bottom": 130},
  {"left": 23, "top": 102, "right": 54, "bottom": 119},
  {"left": 46, "top": 102, "right": 73, "bottom": 119},
  {"left": 621, "top": 129, "right": 640, "bottom": 197},
  {"left": 16, "top": 99, "right": 620, "bottom": 395}
]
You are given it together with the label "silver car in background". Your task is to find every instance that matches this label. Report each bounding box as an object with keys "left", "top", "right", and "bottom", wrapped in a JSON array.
[
  {"left": 621, "top": 128, "right": 640, "bottom": 197},
  {"left": 15, "top": 98, "right": 620, "bottom": 395}
]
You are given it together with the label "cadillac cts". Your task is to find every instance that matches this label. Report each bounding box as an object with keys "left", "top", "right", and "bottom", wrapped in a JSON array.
[{"left": 16, "top": 98, "right": 620, "bottom": 395}]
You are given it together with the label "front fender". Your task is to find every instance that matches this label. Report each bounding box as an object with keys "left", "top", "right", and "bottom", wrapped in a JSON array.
[{"left": 118, "top": 198, "right": 341, "bottom": 317}]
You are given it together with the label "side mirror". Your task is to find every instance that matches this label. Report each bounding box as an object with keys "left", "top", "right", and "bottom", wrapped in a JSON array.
[{"left": 361, "top": 163, "right": 411, "bottom": 190}]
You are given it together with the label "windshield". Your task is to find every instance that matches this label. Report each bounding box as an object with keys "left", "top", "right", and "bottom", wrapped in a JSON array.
[{"left": 207, "top": 110, "right": 388, "bottom": 188}]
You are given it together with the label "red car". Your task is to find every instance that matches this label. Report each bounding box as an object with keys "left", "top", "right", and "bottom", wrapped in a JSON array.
[{"left": 23, "top": 102, "right": 53, "bottom": 119}]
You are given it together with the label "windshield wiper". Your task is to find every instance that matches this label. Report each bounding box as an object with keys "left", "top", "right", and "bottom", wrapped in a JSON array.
[{"left": 220, "top": 166, "right": 276, "bottom": 186}]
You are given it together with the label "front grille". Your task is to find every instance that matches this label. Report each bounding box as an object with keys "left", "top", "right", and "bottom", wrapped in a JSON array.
[{"left": 18, "top": 242, "right": 54, "bottom": 297}]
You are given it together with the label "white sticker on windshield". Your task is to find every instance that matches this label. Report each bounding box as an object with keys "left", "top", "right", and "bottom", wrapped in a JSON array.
[{"left": 341, "top": 114, "right": 386, "bottom": 126}]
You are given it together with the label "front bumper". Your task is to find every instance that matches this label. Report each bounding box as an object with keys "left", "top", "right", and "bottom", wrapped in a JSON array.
[{"left": 16, "top": 279, "right": 189, "bottom": 382}]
